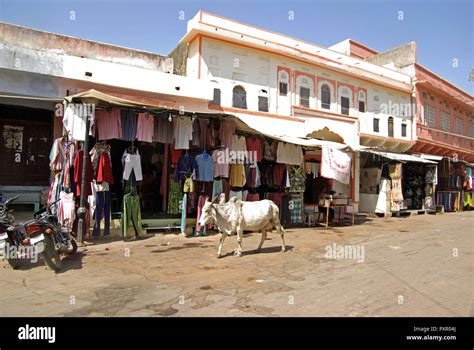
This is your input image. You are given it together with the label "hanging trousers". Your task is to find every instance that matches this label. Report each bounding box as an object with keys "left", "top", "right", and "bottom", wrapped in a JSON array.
[
  {"left": 123, "top": 193, "right": 142, "bottom": 238},
  {"left": 93, "top": 191, "right": 111, "bottom": 236}
]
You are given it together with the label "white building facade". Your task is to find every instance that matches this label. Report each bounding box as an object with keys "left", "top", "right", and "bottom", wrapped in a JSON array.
[{"left": 174, "top": 11, "right": 415, "bottom": 211}]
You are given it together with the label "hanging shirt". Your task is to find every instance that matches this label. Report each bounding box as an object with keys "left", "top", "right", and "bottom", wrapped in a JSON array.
[
  {"left": 246, "top": 136, "right": 263, "bottom": 163},
  {"left": 173, "top": 117, "right": 193, "bottom": 149},
  {"left": 212, "top": 149, "right": 229, "bottom": 178},
  {"left": 136, "top": 113, "right": 154, "bottom": 143},
  {"left": 73, "top": 149, "right": 93, "bottom": 197},
  {"left": 62, "top": 104, "right": 94, "bottom": 141},
  {"left": 276, "top": 142, "right": 304, "bottom": 166},
  {"left": 95, "top": 108, "right": 122, "bottom": 140},
  {"left": 121, "top": 110, "right": 137, "bottom": 142},
  {"left": 219, "top": 120, "right": 235, "bottom": 148},
  {"left": 232, "top": 135, "right": 247, "bottom": 163},
  {"left": 263, "top": 140, "right": 276, "bottom": 161},
  {"left": 49, "top": 138, "right": 67, "bottom": 171},
  {"left": 175, "top": 153, "right": 196, "bottom": 180},
  {"left": 195, "top": 152, "right": 214, "bottom": 182},
  {"left": 289, "top": 166, "right": 306, "bottom": 193},
  {"left": 229, "top": 164, "right": 246, "bottom": 187},
  {"left": 153, "top": 114, "right": 174, "bottom": 144},
  {"left": 97, "top": 152, "right": 114, "bottom": 184}
]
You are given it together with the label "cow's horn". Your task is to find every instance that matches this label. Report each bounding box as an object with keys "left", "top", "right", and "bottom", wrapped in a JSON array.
[{"left": 211, "top": 196, "right": 219, "bottom": 204}]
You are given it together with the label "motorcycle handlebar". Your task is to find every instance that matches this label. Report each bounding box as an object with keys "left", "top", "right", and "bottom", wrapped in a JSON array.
[{"left": 1, "top": 195, "right": 20, "bottom": 207}]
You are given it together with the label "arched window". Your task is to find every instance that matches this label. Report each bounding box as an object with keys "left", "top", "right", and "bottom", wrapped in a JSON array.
[
  {"left": 232, "top": 85, "right": 247, "bottom": 109},
  {"left": 388, "top": 116, "right": 394, "bottom": 137},
  {"left": 321, "top": 84, "right": 331, "bottom": 109}
]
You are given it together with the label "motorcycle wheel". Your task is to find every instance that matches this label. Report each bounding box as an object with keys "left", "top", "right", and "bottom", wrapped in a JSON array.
[
  {"left": 5, "top": 238, "right": 20, "bottom": 269},
  {"left": 42, "top": 235, "right": 62, "bottom": 272},
  {"left": 67, "top": 239, "right": 78, "bottom": 255}
]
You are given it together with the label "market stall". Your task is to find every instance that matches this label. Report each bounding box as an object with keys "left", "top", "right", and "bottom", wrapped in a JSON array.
[
  {"left": 48, "top": 89, "right": 355, "bottom": 240},
  {"left": 359, "top": 150, "right": 437, "bottom": 214}
]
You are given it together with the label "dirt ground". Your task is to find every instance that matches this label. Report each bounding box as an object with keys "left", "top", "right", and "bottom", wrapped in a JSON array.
[{"left": 0, "top": 211, "right": 473, "bottom": 317}]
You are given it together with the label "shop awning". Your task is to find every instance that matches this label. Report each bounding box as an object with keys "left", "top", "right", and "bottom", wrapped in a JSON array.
[
  {"left": 229, "top": 112, "right": 351, "bottom": 150},
  {"left": 64, "top": 89, "right": 172, "bottom": 110},
  {"left": 362, "top": 150, "right": 437, "bottom": 164}
]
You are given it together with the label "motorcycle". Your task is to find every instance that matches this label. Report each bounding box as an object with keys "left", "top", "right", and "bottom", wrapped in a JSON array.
[
  {"left": 0, "top": 196, "right": 77, "bottom": 271},
  {"left": 33, "top": 201, "right": 78, "bottom": 270},
  {"left": 0, "top": 196, "right": 46, "bottom": 269}
]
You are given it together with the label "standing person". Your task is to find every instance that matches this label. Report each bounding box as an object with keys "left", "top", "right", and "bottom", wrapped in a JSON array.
[{"left": 318, "top": 184, "right": 335, "bottom": 222}]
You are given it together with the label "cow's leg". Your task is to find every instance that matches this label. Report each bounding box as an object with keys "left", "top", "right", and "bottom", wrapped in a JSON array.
[
  {"left": 234, "top": 227, "right": 243, "bottom": 257},
  {"left": 256, "top": 230, "right": 267, "bottom": 252},
  {"left": 276, "top": 224, "right": 286, "bottom": 253},
  {"left": 217, "top": 233, "right": 227, "bottom": 258}
]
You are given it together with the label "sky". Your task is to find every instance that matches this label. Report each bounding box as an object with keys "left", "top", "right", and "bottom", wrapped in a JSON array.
[{"left": 0, "top": 0, "right": 472, "bottom": 93}]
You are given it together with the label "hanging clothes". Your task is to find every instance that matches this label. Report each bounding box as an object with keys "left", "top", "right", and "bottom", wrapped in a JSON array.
[
  {"left": 191, "top": 118, "right": 201, "bottom": 147},
  {"left": 246, "top": 192, "right": 260, "bottom": 202},
  {"left": 246, "top": 136, "right": 263, "bottom": 163},
  {"left": 212, "top": 179, "right": 223, "bottom": 198},
  {"left": 173, "top": 116, "right": 193, "bottom": 149},
  {"left": 175, "top": 153, "right": 196, "bottom": 180},
  {"left": 153, "top": 114, "right": 174, "bottom": 144},
  {"left": 62, "top": 104, "right": 94, "bottom": 141},
  {"left": 93, "top": 191, "right": 111, "bottom": 237},
  {"left": 73, "top": 149, "right": 93, "bottom": 197},
  {"left": 183, "top": 176, "right": 194, "bottom": 193},
  {"left": 232, "top": 135, "right": 247, "bottom": 163},
  {"left": 289, "top": 166, "right": 306, "bottom": 193},
  {"left": 212, "top": 149, "right": 229, "bottom": 178},
  {"left": 90, "top": 143, "right": 112, "bottom": 179},
  {"left": 167, "top": 179, "right": 183, "bottom": 214},
  {"left": 136, "top": 112, "right": 154, "bottom": 143},
  {"left": 95, "top": 108, "right": 122, "bottom": 140},
  {"left": 195, "top": 152, "right": 214, "bottom": 182},
  {"left": 120, "top": 110, "right": 138, "bottom": 142},
  {"left": 122, "top": 148, "right": 143, "bottom": 181},
  {"left": 276, "top": 142, "right": 304, "bottom": 166},
  {"left": 122, "top": 193, "right": 142, "bottom": 237},
  {"left": 57, "top": 191, "right": 76, "bottom": 229},
  {"left": 229, "top": 164, "right": 246, "bottom": 187},
  {"left": 290, "top": 194, "right": 303, "bottom": 223},
  {"left": 219, "top": 120, "right": 235, "bottom": 148},
  {"left": 229, "top": 190, "right": 243, "bottom": 200},
  {"left": 97, "top": 152, "right": 114, "bottom": 184},
  {"left": 263, "top": 140, "right": 276, "bottom": 161},
  {"left": 49, "top": 138, "right": 68, "bottom": 171}
]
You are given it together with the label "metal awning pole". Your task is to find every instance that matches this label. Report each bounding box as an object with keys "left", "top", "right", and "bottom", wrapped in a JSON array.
[{"left": 76, "top": 105, "right": 91, "bottom": 244}]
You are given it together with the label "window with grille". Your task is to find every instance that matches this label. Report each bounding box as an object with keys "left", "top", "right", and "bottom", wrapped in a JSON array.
[
  {"left": 423, "top": 105, "right": 435, "bottom": 127},
  {"left": 321, "top": 84, "right": 331, "bottom": 109},
  {"left": 232, "top": 86, "right": 247, "bottom": 109},
  {"left": 388, "top": 117, "right": 394, "bottom": 137},
  {"left": 441, "top": 112, "right": 451, "bottom": 132},
  {"left": 300, "top": 87, "right": 310, "bottom": 108},
  {"left": 279, "top": 71, "right": 288, "bottom": 96},
  {"left": 401, "top": 123, "right": 407, "bottom": 137},
  {"left": 341, "top": 96, "right": 350, "bottom": 115},
  {"left": 373, "top": 118, "right": 380, "bottom": 132},
  {"left": 210, "top": 88, "right": 221, "bottom": 105},
  {"left": 455, "top": 118, "right": 463, "bottom": 135},
  {"left": 258, "top": 96, "right": 269, "bottom": 112},
  {"left": 358, "top": 91, "right": 366, "bottom": 113},
  {"left": 470, "top": 124, "right": 474, "bottom": 138}
]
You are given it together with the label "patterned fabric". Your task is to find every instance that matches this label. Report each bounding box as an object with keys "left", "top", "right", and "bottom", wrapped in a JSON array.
[
  {"left": 167, "top": 179, "right": 183, "bottom": 214},
  {"left": 290, "top": 194, "right": 302, "bottom": 223},
  {"left": 289, "top": 166, "right": 306, "bottom": 193}
]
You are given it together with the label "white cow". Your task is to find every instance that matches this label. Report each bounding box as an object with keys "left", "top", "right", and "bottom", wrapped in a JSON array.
[{"left": 198, "top": 196, "right": 286, "bottom": 258}]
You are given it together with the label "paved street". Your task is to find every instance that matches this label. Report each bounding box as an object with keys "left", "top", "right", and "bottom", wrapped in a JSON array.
[{"left": 0, "top": 212, "right": 472, "bottom": 317}]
